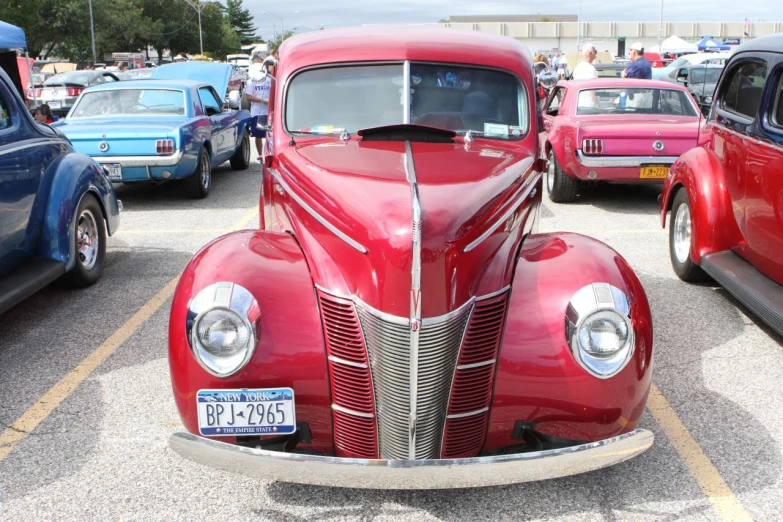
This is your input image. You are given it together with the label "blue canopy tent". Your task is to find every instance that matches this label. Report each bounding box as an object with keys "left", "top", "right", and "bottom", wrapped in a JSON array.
[
  {"left": 696, "top": 36, "right": 731, "bottom": 52},
  {"left": 0, "top": 20, "right": 26, "bottom": 50},
  {"left": 0, "top": 20, "right": 34, "bottom": 102}
]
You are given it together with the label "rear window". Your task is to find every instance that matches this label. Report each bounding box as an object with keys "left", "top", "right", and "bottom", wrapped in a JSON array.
[
  {"left": 576, "top": 87, "right": 699, "bottom": 117},
  {"left": 44, "top": 72, "right": 93, "bottom": 86},
  {"left": 70, "top": 89, "right": 186, "bottom": 118}
]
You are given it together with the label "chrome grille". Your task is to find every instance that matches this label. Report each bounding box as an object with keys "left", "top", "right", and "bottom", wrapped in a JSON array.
[{"left": 357, "top": 300, "right": 472, "bottom": 460}]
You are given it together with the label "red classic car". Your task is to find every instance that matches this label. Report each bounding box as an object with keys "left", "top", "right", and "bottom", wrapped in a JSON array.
[
  {"left": 167, "top": 26, "right": 654, "bottom": 489},
  {"left": 661, "top": 34, "right": 783, "bottom": 337},
  {"left": 541, "top": 79, "right": 703, "bottom": 202}
]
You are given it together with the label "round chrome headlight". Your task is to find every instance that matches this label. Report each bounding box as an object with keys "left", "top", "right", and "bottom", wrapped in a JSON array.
[
  {"left": 187, "top": 282, "right": 260, "bottom": 377},
  {"left": 566, "top": 283, "right": 635, "bottom": 378}
]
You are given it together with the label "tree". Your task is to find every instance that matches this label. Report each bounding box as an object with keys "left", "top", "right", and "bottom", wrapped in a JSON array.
[
  {"left": 224, "top": 0, "right": 258, "bottom": 45},
  {"left": 268, "top": 29, "right": 295, "bottom": 54}
]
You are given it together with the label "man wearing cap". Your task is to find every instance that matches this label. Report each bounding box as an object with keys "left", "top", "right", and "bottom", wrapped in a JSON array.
[
  {"left": 571, "top": 44, "right": 598, "bottom": 80},
  {"left": 622, "top": 43, "right": 652, "bottom": 79}
]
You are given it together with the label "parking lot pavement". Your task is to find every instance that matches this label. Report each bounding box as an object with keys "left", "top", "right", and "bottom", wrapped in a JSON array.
[{"left": 0, "top": 174, "right": 780, "bottom": 520}]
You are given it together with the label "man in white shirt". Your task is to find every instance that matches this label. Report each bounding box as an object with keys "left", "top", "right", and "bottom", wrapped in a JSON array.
[
  {"left": 571, "top": 44, "right": 598, "bottom": 80},
  {"left": 245, "top": 54, "right": 273, "bottom": 162}
]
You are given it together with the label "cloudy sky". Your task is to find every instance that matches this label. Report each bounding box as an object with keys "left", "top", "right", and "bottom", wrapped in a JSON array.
[{"left": 243, "top": 0, "right": 781, "bottom": 42}]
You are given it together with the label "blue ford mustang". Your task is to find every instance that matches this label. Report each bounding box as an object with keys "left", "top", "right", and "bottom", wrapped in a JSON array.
[
  {"left": 0, "top": 67, "right": 120, "bottom": 315},
  {"left": 54, "top": 62, "right": 253, "bottom": 199}
]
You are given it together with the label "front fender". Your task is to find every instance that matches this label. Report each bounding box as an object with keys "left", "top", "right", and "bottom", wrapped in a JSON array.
[
  {"left": 660, "top": 147, "right": 739, "bottom": 263},
  {"left": 37, "top": 152, "right": 119, "bottom": 269},
  {"left": 485, "top": 233, "right": 653, "bottom": 450},
  {"left": 168, "top": 230, "right": 333, "bottom": 454}
]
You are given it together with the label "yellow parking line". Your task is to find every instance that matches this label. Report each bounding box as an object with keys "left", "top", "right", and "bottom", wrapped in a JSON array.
[
  {"left": 0, "top": 207, "right": 258, "bottom": 463},
  {"left": 647, "top": 384, "right": 753, "bottom": 522}
]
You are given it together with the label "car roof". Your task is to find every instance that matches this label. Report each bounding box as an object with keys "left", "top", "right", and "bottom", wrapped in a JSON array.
[
  {"left": 83, "top": 79, "right": 202, "bottom": 91},
  {"left": 731, "top": 33, "right": 783, "bottom": 55},
  {"left": 561, "top": 79, "right": 690, "bottom": 90},
  {"left": 279, "top": 25, "right": 534, "bottom": 78}
]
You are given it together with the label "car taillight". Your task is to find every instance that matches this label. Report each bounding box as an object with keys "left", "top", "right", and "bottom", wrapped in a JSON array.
[
  {"left": 156, "top": 139, "right": 175, "bottom": 154},
  {"left": 67, "top": 88, "right": 83, "bottom": 97},
  {"left": 34, "top": 89, "right": 42, "bottom": 97},
  {"left": 582, "top": 139, "right": 604, "bottom": 155}
]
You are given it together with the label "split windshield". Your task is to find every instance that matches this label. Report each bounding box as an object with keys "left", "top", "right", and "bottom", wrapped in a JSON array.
[
  {"left": 285, "top": 63, "right": 528, "bottom": 140},
  {"left": 576, "top": 88, "right": 699, "bottom": 117},
  {"left": 69, "top": 89, "right": 186, "bottom": 118}
]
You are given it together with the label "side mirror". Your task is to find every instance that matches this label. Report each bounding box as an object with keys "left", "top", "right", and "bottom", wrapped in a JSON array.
[{"left": 228, "top": 90, "right": 241, "bottom": 110}]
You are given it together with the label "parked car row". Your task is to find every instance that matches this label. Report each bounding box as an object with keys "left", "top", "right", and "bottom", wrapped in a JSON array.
[{"left": 2, "top": 22, "right": 781, "bottom": 492}]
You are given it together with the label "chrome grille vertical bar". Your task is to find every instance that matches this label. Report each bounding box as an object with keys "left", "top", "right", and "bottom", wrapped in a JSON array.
[{"left": 405, "top": 140, "right": 422, "bottom": 460}]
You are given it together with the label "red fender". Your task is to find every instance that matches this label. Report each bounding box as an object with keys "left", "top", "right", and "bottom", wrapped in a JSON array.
[
  {"left": 484, "top": 233, "right": 653, "bottom": 450},
  {"left": 660, "top": 147, "right": 742, "bottom": 264},
  {"left": 168, "top": 230, "right": 334, "bottom": 453}
]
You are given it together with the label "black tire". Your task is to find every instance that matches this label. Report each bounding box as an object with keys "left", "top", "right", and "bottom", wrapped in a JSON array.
[
  {"left": 229, "top": 131, "right": 251, "bottom": 170},
  {"left": 60, "top": 194, "right": 106, "bottom": 288},
  {"left": 546, "top": 149, "right": 579, "bottom": 203},
  {"left": 668, "top": 189, "right": 708, "bottom": 282},
  {"left": 184, "top": 148, "right": 211, "bottom": 199}
]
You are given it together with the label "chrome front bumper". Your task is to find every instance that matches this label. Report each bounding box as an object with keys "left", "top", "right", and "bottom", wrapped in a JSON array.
[
  {"left": 576, "top": 150, "right": 679, "bottom": 168},
  {"left": 94, "top": 150, "right": 184, "bottom": 168},
  {"left": 169, "top": 429, "right": 653, "bottom": 489}
]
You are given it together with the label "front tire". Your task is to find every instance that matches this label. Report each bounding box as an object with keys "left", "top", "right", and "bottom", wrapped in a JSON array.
[
  {"left": 61, "top": 194, "right": 106, "bottom": 288},
  {"left": 547, "top": 150, "right": 579, "bottom": 203},
  {"left": 184, "top": 148, "right": 211, "bottom": 199},
  {"left": 230, "top": 131, "right": 251, "bottom": 170},
  {"left": 669, "top": 189, "right": 707, "bottom": 282}
]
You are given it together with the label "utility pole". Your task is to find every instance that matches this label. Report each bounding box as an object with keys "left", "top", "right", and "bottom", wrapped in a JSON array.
[
  {"left": 183, "top": 0, "right": 205, "bottom": 55},
  {"left": 88, "top": 0, "right": 97, "bottom": 64},
  {"left": 658, "top": 0, "right": 664, "bottom": 53},
  {"left": 577, "top": 0, "right": 582, "bottom": 51}
]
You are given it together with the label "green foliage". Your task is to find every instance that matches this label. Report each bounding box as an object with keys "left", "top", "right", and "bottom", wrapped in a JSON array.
[
  {"left": 0, "top": 0, "right": 247, "bottom": 62},
  {"left": 224, "top": 0, "right": 258, "bottom": 45},
  {"left": 268, "top": 29, "right": 296, "bottom": 54}
]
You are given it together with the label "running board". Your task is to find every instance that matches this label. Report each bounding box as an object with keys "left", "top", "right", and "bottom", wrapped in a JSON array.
[
  {"left": 701, "top": 251, "right": 783, "bottom": 337},
  {"left": 0, "top": 258, "right": 67, "bottom": 315}
]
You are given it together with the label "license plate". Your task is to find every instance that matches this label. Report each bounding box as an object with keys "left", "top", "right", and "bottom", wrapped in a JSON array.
[
  {"left": 48, "top": 101, "right": 61, "bottom": 109},
  {"left": 640, "top": 165, "right": 669, "bottom": 179},
  {"left": 103, "top": 163, "right": 122, "bottom": 181},
  {"left": 197, "top": 388, "right": 296, "bottom": 436}
]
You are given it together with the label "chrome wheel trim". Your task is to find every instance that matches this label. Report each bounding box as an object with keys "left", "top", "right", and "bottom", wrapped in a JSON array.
[
  {"left": 242, "top": 133, "right": 250, "bottom": 163},
  {"left": 547, "top": 154, "right": 555, "bottom": 193},
  {"left": 201, "top": 154, "right": 210, "bottom": 189},
  {"left": 673, "top": 201, "right": 692, "bottom": 264},
  {"left": 76, "top": 209, "right": 99, "bottom": 270}
]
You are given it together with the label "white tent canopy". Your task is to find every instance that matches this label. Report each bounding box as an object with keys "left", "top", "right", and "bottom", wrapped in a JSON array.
[{"left": 649, "top": 35, "right": 698, "bottom": 54}]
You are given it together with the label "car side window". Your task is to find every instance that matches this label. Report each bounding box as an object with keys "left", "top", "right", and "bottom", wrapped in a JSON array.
[
  {"left": 770, "top": 72, "right": 783, "bottom": 131},
  {"left": 0, "top": 91, "right": 10, "bottom": 130},
  {"left": 199, "top": 87, "right": 222, "bottom": 117},
  {"left": 720, "top": 60, "right": 767, "bottom": 119},
  {"left": 545, "top": 87, "right": 564, "bottom": 115}
]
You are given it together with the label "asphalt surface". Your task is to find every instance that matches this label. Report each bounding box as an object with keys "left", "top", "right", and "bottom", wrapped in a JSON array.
[{"left": 0, "top": 154, "right": 781, "bottom": 521}]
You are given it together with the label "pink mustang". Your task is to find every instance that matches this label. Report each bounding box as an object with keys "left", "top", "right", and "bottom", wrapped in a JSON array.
[{"left": 540, "top": 79, "right": 703, "bottom": 202}]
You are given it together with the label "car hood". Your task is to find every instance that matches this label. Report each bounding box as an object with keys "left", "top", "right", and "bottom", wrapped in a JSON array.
[
  {"left": 152, "top": 62, "right": 231, "bottom": 99},
  {"left": 276, "top": 138, "right": 536, "bottom": 317}
]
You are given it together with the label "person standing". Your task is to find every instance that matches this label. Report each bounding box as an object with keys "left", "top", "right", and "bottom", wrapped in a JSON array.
[
  {"left": 622, "top": 42, "right": 652, "bottom": 79},
  {"left": 245, "top": 54, "right": 273, "bottom": 162},
  {"left": 571, "top": 44, "right": 598, "bottom": 80}
]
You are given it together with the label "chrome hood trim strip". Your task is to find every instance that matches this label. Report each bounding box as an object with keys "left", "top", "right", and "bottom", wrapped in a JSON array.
[
  {"left": 405, "top": 140, "right": 422, "bottom": 460},
  {"left": 271, "top": 167, "right": 368, "bottom": 254}
]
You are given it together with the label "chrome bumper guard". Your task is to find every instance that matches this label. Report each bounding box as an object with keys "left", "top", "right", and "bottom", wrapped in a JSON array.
[
  {"left": 169, "top": 429, "right": 653, "bottom": 489},
  {"left": 576, "top": 150, "right": 679, "bottom": 168},
  {"left": 94, "top": 150, "right": 184, "bottom": 168}
]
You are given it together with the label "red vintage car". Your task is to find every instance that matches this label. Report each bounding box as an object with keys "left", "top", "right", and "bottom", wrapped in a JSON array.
[
  {"left": 541, "top": 79, "right": 703, "bottom": 202},
  {"left": 167, "top": 26, "right": 654, "bottom": 489},
  {"left": 661, "top": 34, "right": 783, "bottom": 337}
]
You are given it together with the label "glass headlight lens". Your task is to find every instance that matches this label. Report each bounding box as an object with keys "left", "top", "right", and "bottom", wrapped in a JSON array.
[
  {"left": 578, "top": 311, "right": 630, "bottom": 358},
  {"left": 197, "top": 309, "right": 250, "bottom": 358}
]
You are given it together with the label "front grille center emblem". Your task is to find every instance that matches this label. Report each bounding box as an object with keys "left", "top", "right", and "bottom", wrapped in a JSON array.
[
  {"left": 653, "top": 140, "right": 664, "bottom": 152},
  {"left": 99, "top": 141, "right": 109, "bottom": 152}
]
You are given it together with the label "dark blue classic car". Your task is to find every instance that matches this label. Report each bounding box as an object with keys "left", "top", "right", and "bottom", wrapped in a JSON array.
[
  {"left": 0, "top": 67, "right": 120, "bottom": 315},
  {"left": 53, "top": 62, "right": 254, "bottom": 199}
]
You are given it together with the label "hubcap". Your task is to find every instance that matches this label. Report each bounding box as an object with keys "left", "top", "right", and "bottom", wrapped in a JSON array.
[
  {"left": 76, "top": 209, "right": 99, "bottom": 270},
  {"left": 673, "top": 202, "right": 692, "bottom": 264},
  {"left": 201, "top": 156, "right": 210, "bottom": 189},
  {"left": 547, "top": 155, "right": 555, "bottom": 192}
]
